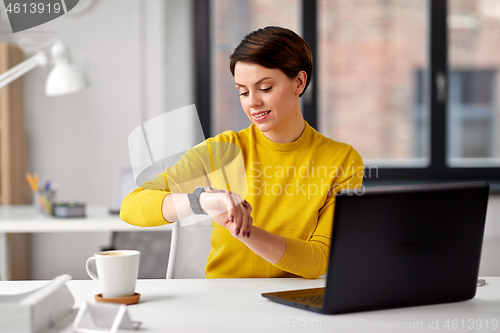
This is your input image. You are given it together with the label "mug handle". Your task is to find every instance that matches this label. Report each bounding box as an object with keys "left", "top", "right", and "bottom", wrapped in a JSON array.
[{"left": 86, "top": 257, "right": 99, "bottom": 281}]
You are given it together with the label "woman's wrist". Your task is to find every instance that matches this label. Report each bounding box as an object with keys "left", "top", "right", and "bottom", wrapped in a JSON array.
[
  {"left": 198, "top": 192, "right": 216, "bottom": 216},
  {"left": 162, "top": 193, "right": 198, "bottom": 222},
  {"left": 238, "top": 225, "right": 286, "bottom": 265}
]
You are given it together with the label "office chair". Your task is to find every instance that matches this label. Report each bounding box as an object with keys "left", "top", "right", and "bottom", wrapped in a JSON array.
[
  {"left": 166, "top": 217, "right": 212, "bottom": 279},
  {"left": 106, "top": 168, "right": 172, "bottom": 279}
]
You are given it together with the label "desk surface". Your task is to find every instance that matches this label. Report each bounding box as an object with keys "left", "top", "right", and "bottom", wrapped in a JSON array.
[
  {"left": 1, "top": 277, "right": 499, "bottom": 333},
  {"left": 0, "top": 205, "right": 171, "bottom": 233}
]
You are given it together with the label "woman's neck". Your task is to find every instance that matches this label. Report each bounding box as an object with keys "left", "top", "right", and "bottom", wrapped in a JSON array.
[{"left": 262, "top": 108, "right": 306, "bottom": 144}]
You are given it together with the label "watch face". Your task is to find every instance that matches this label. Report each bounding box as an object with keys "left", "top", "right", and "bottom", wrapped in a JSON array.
[
  {"left": 195, "top": 186, "right": 206, "bottom": 195},
  {"left": 190, "top": 187, "right": 207, "bottom": 215}
]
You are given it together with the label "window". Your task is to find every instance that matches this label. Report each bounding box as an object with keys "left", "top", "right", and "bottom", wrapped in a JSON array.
[
  {"left": 318, "top": 0, "right": 429, "bottom": 167},
  {"left": 416, "top": 69, "right": 497, "bottom": 162},
  {"left": 210, "top": 0, "right": 301, "bottom": 135},
  {"left": 448, "top": 70, "right": 496, "bottom": 162},
  {"left": 448, "top": 0, "right": 500, "bottom": 167},
  {"left": 196, "top": 0, "right": 500, "bottom": 189}
]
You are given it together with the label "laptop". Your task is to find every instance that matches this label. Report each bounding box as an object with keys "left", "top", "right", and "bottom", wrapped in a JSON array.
[{"left": 262, "top": 182, "right": 489, "bottom": 314}]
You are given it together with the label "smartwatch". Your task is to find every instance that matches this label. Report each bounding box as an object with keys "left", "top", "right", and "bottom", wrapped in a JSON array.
[{"left": 188, "top": 186, "right": 207, "bottom": 215}]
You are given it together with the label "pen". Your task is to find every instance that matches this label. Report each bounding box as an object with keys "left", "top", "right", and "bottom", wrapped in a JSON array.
[
  {"left": 26, "top": 173, "right": 38, "bottom": 192},
  {"left": 40, "top": 195, "right": 52, "bottom": 214}
]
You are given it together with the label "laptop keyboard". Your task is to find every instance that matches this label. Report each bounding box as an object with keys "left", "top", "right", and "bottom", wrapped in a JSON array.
[{"left": 292, "top": 294, "right": 324, "bottom": 306}]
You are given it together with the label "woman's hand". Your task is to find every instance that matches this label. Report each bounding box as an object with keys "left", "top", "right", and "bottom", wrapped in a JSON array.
[{"left": 199, "top": 187, "right": 253, "bottom": 238}]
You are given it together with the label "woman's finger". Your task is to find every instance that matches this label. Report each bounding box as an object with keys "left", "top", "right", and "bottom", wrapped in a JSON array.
[
  {"left": 242, "top": 199, "right": 252, "bottom": 212},
  {"left": 230, "top": 192, "right": 248, "bottom": 236},
  {"left": 245, "top": 215, "right": 253, "bottom": 238},
  {"left": 232, "top": 205, "right": 244, "bottom": 236},
  {"left": 239, "top": 203, "right": 250, "bottom": 238},
  {"left": 217, "top": 191, "right": 238, "bottom": 232},
  {"left": 225, "top": 206, "right": 236, "bottom": 229},
  {"left": 243, "top": 201, "right": 253, "bottom": 238}
]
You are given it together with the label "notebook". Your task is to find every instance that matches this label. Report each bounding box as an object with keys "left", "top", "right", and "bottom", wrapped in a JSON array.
[{"left": 262, "top": 182, "right": 489, "bottom": 314}]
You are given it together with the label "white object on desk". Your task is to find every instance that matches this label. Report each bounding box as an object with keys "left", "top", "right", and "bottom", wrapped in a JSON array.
[
  {"left": 86, "top": 250, "right": 140, "bottom": 298},
  {"left": 0, "top": 274, "right": 74, "bottom": 333},
  {"left": 73, "top": 302, "right": 141, "bottom": 333}
]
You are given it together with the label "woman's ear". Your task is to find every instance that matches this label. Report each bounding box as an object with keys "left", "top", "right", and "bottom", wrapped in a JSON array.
[{"left": 295, "top": 71, "right": 307, "bottom": 96}]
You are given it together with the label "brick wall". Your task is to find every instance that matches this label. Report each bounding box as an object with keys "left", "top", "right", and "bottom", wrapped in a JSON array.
[{"left": 210, "top": 0, "right": 500, "bottom": 162}]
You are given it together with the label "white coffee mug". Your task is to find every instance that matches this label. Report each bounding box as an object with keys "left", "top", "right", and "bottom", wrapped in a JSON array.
[{"left": 86, "top": 250, "right": 140, "bottom": 298}]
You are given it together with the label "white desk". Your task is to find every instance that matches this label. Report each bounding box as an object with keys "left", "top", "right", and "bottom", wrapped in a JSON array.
[
  {"left": 0, "top": 277, "right": 499, "bottom": 333},
  {"left": 0, "top": 205, "right": 172, "bottom": 281}
]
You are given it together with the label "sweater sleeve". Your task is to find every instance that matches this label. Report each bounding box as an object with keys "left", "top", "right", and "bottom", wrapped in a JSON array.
[
  {"left": 120, "top": 173, "right": 173, "bottom": 227},
  {"left": 120, "top": 141, "right": 219, "bottom": 227},
  {"left": 274, "top": 147, "right": 364, "bottom": 279}
]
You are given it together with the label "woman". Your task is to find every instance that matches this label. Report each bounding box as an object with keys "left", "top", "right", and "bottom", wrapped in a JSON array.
[{"left": 121, "top": 26, "right": 364, "bottom": 279}]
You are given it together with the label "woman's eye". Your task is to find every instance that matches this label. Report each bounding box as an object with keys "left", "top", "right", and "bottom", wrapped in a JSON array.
[
  {"left": 239, "top": 91, "right": 249, "bottom": 96},
  {"left": 260, "top": 87, "right": 272, "bottom": 92}
]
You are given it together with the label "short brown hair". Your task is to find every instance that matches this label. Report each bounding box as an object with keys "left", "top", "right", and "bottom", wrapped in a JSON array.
[{"left": 229, "top": 26, "right": 313, "bottom": 97}]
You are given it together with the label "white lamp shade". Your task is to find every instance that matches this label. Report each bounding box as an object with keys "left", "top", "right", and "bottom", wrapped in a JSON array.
[{"left": 45, "top": 63, "right": 88, "bottom": 96}]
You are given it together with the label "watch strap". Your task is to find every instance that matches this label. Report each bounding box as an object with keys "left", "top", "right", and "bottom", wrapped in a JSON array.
[{"left": 188, "top": 186, "right": 206, "bottom": 215}]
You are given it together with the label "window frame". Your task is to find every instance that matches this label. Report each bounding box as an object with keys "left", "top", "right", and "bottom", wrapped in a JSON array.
[{"left": 195, "top": 0, "right": 500, "bottom": 191}]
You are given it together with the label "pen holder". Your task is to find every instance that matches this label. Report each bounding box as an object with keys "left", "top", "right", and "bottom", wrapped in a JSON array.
[{"left": 33, "top": 189, "right": 56, "bottom": 215}]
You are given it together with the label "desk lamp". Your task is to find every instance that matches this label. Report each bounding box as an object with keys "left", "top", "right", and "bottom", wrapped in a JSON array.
[{"left": 0, "top": 38, "right": 88, "bottom": 95}]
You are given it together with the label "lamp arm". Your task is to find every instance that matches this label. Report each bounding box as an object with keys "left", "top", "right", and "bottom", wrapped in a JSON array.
[{"left": 0, "top": 52, "right": 48, "bottom": 90}]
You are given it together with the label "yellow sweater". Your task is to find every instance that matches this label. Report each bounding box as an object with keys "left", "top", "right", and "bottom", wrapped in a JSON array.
[{"left": 120, "top": 122, "right": 364, "bottom": 279}]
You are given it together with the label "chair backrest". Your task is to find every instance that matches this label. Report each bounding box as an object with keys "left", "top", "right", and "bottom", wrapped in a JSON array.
[
  {"left": 113, "top": 168, "right": 213, "bottom": 279},
  {"left": 110, "top": 167, "right": 172, "bottom": 279},
  {"left": 166, "top": 218, "right": 212, "bottom": 279},
  {"left": 110, "top": 168, "right": 137, "bottom": 213}
]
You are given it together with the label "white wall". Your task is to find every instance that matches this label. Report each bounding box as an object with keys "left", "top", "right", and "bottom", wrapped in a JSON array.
[
  {"left": 0, "top": 0, "right": 195, "bottom": 279},
  {"left": 5, "top": 0, "right": 144, "bottom": 206}
]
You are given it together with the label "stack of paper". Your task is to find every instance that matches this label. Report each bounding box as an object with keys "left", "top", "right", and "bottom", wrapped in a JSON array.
[{"left": 0, "top": 274, "right": 75, "bottom": 333}]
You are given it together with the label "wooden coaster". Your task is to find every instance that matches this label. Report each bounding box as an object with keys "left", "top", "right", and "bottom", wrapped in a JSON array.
[{"left": 95, "top": 293, "right": 140, "bottom": 305}]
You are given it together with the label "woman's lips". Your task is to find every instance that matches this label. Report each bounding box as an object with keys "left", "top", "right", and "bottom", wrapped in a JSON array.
[{"left": 252, "top": 110, "right": 271, "bottom": 122}]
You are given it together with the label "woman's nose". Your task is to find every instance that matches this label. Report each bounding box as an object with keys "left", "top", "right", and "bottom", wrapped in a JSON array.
[{"left": 248, "top": 92, "right": 262, "bottom": 108}]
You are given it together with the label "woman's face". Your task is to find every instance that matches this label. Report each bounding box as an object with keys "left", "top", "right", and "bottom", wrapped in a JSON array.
[{"left": 234, "top": 62, "right": 305, "bottom": 135}]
